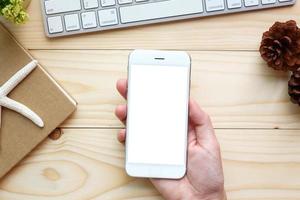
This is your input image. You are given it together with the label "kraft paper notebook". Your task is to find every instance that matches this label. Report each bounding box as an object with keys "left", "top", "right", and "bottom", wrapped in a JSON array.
[{"left": 0, "top": 24, "right": 77, "bottom": 178}]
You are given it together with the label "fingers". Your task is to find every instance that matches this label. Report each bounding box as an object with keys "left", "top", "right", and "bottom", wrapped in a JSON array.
[
  {"left": 115, "top": 104, "right": 127, "bottom": 123},
  {"left": 116, "top": 79, "right": 128, "bottom": 99},
  {"left": 189, "top": 99, "right": 211, "bottom": 127},
  {"left": 116, "top": 79, "right": 127, "bottom": 143},
  {"left": 118, "top": 129, "right": 126, "bottom": 143},
  {"left": 189, "top": 99, "right": 217, "bottom": 145}
]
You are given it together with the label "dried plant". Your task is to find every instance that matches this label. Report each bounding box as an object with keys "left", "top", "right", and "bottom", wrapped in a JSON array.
[{"left": 260, "top": 20, "right": 300, "bottom": 72}]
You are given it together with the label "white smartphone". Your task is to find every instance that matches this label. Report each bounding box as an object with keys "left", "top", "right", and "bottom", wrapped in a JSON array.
[{"left": 126, "top": 50, "right": 191, "bottom": 179}]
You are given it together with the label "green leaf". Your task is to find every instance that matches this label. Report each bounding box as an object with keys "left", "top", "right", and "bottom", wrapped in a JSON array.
[
  {"left": 1, "top": 0, "right": 29, "bottom": 24},
  {"left": 0, "top": 0, "right": 10, "bottom": 10}
]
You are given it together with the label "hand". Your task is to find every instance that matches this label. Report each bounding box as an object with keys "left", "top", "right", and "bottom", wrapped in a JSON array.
[{"left": 115, "top": 79, "right": 226, "bottom": 200}]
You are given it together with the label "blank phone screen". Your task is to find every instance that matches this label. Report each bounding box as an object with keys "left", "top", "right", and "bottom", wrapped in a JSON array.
[{"left": 127, "top": 64, "right": 190, "bottom": 166}]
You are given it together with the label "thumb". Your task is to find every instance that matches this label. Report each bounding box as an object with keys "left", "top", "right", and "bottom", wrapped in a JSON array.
[{"left": 189, "top": 99, "right": 217, "bottom": 145}]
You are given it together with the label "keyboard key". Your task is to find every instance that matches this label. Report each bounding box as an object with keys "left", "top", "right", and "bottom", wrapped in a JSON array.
[
  {"left": 64, "top": 14, "right": 80, "bottom": 31},
  {"left": 45, "top": 0, "right": 81, "bottom": 15},
  {"left": 262, "top": 0, "right": 276, "bottom": 4},
  {"left": 81, "top": 12, "right": 97, "bottom": 29},
  {"left": 118, "top": 0, "right": 133, "bottom": 4},
  {"left": 205, "top": 0, "right": 225, "bottom": 12},
  {"left": 98, "top": 9, "right": 118, "bottom": 26},
  {"left": 244, "top": 0, "right": 259, "bottom": 6},
  {"left": 101, "top": 0, "right": 116, "bottom": 7},
  {"left": 279, "top": 0, "right": 292, "bottom": 2},
  {"left": 120, "top": 0, "right": 203, "bottom": 23},
  {"left": 83, "top": 0, "right": 99, "bottom": 9},
  {"left": 227, "top": 0, "right": 242, "bottom": 8},
  {"left": 47, "top": 16, "right": 63, "bottom": 33}
]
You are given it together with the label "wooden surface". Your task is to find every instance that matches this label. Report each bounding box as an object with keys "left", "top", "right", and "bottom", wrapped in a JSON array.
[{"left": 1, "top": 0, "right": 300, "bottom": 199}]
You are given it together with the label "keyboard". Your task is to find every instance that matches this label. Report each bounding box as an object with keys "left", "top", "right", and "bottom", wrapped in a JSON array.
[{"left": 41, "top": 0, "right": 297, "bottom": 38}]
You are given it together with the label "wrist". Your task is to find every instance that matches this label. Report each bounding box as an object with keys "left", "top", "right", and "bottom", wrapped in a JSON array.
[{"left": 190, "top": 189, "right": 227, "bottom": 200}]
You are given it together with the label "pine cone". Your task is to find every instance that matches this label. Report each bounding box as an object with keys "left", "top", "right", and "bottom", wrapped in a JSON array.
[
  {"left": 260, "top": 20, "right": 300, "bottom": 72},
  {"left": 288, "top": 68, "right": 300, "bottom": 105}
]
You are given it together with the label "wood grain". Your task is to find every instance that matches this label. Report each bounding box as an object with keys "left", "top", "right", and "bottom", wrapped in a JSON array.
[
  {"left": 1, "top": 129, "right": 300, "bottom": 200},
  {"left": 1, "top": 0, "right": 300, "bottom": 50},
  {"left": 1, "top": 1, "right": 300, "bottom": 199},
  {"left": 28, "top": 50, "right": 300, "bottom": 129}
]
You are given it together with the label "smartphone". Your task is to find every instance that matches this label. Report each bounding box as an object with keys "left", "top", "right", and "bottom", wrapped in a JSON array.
[{"left": 126, "top": 50, "right": 191, "bottom": 179}]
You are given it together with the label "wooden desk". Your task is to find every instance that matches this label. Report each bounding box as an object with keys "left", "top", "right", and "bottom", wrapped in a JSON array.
[{"left": 1, "top": 1, "right": 300, "bottom": 199}]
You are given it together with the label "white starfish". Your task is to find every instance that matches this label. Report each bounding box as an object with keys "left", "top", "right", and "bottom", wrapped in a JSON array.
[{"left": 0, "top": 60, "right": 44, "bottom": 128}]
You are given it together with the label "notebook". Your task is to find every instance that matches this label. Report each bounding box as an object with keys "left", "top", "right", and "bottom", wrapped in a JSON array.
[{"left": 0, "top": 23, "right": 77, "bottom": 178}]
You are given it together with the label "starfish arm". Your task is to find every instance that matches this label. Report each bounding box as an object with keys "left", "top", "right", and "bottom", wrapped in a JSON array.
[
  {"left": 0, "top": 60, "right": 38, "bottom": 96},
  {"left": 0, "top": 97, "right": 44, "bottom": 128}
]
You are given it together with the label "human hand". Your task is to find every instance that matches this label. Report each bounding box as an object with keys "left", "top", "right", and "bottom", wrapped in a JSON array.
[{"left": 115, "top": 79, "right": 226, "bottom": 200}]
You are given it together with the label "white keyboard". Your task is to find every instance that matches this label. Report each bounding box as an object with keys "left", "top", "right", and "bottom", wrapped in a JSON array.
[{"left": 41, "top": 0, "right": 297, "bottom": 37}]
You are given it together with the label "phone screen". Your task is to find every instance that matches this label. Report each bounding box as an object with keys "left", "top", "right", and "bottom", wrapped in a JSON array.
[{"left": 127, "top": 64, "right": 190, "bottom": 166}]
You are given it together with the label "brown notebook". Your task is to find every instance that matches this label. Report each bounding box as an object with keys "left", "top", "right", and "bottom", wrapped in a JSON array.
[{"left": 0, "top": 24, "right": 77, "bottom": 178}]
